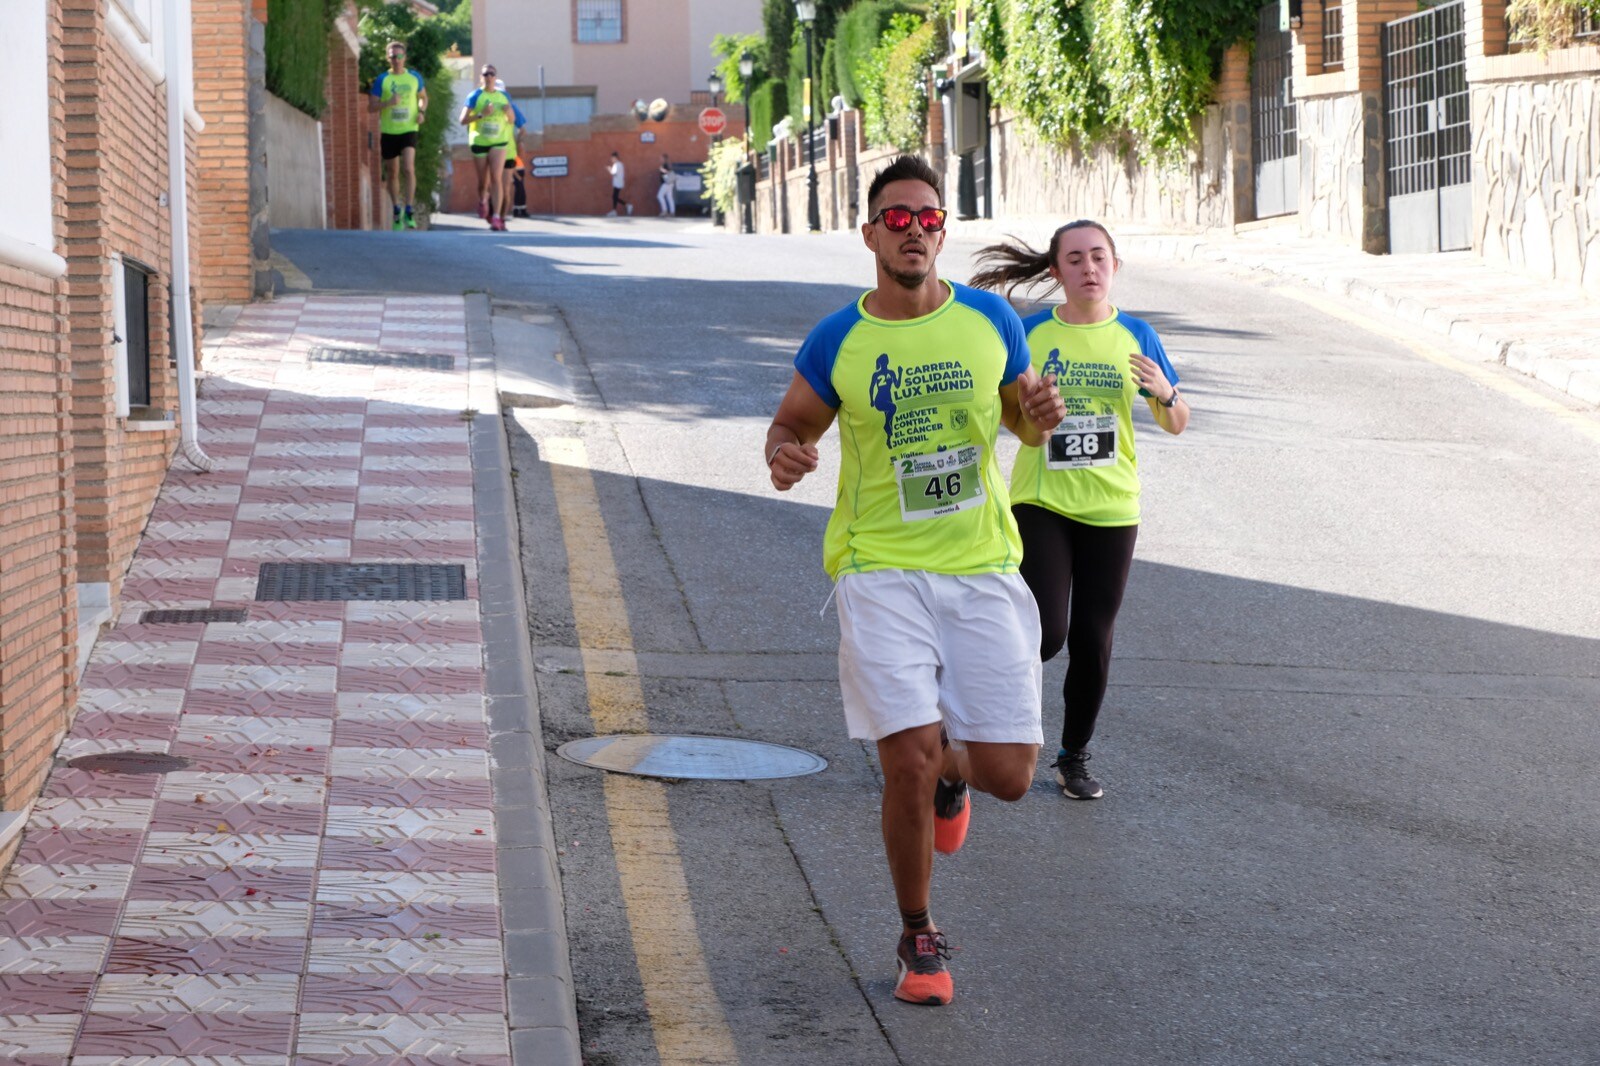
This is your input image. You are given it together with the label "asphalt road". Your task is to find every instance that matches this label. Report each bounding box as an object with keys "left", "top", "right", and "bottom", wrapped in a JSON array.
[{"left": 275, "top": 214, "right": 1600, "bottom": 1066}]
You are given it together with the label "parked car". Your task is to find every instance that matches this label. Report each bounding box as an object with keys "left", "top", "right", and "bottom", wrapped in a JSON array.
[{"left": 670, "top": 162, "right": 712, "bottom": 216}]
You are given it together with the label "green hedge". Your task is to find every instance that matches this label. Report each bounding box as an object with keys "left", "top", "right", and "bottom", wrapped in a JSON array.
[
  {"left": 265, "top": 0, "right": 336, "bottom": 117},
  {"left": 833, "top": 0, "right": 915, "bottom": 108},
  {"left": 749, "top": 80, "right": 787, "bottom": 154}
]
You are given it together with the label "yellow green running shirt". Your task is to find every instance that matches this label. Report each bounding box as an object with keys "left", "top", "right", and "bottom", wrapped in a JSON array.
[
  {"left": 1009, "top": 306, "right": 1180, "bottom": 527},
  {"left": 370, "top": 69, "right": 426, "bottom": 135},
  {"left": 794, "top": 281, "right": 1031, "bottom": 580}
]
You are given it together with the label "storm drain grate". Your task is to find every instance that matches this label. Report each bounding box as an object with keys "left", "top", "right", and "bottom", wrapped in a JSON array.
[
  {"left": 140, "top": 608, "right": 250, "bottom": 624},
  {"left": 308, "top": 346, "right": 456, "bottom": 372},
  {"left": 256, "top": 562, "right": 466, "bottom": 602},
  {"left": 66, "top": 752, "right": 192, "bottom": 775}
]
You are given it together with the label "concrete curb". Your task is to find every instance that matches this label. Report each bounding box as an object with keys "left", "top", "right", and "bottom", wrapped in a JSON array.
[{"left": 465, "top": 293, "right": 584, "bottom": 1066}]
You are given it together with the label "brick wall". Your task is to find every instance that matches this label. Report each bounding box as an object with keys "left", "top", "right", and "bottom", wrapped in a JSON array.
[
  {"left": 323, "top": 20, "right": 382, "bottom": 231},
  {"left": 0, "top": 4, "right": 75, "bottom": 869},
  {"left": 194, "top": 0, "right": 270, "bottom": 302},
  {"left": 446, "top": 108, "right": 744, "bottom": 216},
  {"left": 62, "top": 0, "right": 182, "bottom": 599}
]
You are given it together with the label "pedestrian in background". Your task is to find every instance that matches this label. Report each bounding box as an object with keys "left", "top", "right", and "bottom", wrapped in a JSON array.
[
  {"left": 495, "top": 79, "right": 526, "bottom": 226},
  {"left": 656, "top": 153, "right": 676, "bottom": 217},
  {"left": 459, "top": 64, "right": 512, "bottom": 230},
  {"left": 971, "top": 220, "right": 1190, "bottom": 800},
  {"left": 607, "top": 151, "right": 631, "bottom": 216},
  {"left": 369, "top": 39, "right": 427, "bottom": 231}
]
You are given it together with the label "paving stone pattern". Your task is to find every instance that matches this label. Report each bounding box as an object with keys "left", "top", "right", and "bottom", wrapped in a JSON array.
[{"left": 0, "top": 297, "right": 519, "bottom": 1063}]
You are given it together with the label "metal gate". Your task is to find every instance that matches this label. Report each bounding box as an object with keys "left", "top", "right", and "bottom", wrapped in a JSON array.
[
  {"left": 1252, "top": 2, "right": 1299, "bottom": 219},
  {"left": 1382, "top": 1, "right": 1471, "bottom": 253}
]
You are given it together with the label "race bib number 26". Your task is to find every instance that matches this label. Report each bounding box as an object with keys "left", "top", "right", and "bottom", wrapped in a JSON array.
[
  {"left": 897, "top": 445, "right": 985, "bottom": 522},
  {"left": 1047, "top": 415, "right": 1117, "bottom": 470}
]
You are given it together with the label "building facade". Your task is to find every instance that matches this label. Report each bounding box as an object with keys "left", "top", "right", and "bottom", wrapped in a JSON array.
[{"left": 475, "top": 0, "right": 760, "bottom": 120}]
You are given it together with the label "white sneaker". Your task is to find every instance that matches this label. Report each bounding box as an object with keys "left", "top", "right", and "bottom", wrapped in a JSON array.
[
  {"left": 625, "top": 203, "right": 633, "bottom": 215},
  {"left": 606, "top": 209, "right": 617, "bottom": 217}
]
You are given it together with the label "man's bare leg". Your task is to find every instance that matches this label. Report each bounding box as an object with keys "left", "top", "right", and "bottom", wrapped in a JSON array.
[
  {"left": 877, "top": 723, "right": 943, "bottom": 932},
  {"left": 942, "top": 740, "right": 1038, "bottom": 803}
]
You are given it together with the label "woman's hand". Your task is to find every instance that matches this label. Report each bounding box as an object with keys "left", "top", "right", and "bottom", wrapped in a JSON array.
[{"left": 1131, "top": 352, "right": 1175, "bottom": 404}]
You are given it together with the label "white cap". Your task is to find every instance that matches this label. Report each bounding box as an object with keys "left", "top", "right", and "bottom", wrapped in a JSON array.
[{"left": 494, "top": 78, "right": 506, "bottom": 91}]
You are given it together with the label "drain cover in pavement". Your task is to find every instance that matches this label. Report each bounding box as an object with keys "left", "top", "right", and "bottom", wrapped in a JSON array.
[
  {"left": 556, "top": 734, "right": 827, "bottom": 781},
  {"left": 256, "top": 562, "right": 466, "bottom": 602},
  {"left": 66, "top": 752, "right": 192, "bottom": 775},
  {"left": 308, "top": 346, "right": 455, "bottom": 371},
  {"left": 141, "top": 609, "right": 249, "bottom": 624}
]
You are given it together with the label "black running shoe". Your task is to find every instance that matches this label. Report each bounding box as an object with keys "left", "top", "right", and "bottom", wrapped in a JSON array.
[{"left": 1053, "top": 749, "right": 1103, "bottom": 800}]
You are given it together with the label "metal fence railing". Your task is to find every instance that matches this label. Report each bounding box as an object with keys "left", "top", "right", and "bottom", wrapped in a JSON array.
[
  {"left": 1383, "top": 1, "right": 1469, "bottom": 198},
  {"left": 1322, "top": 3, "right": 1345, "bottom": 70}
]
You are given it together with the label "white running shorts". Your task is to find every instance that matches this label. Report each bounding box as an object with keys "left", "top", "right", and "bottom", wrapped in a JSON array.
[{"left": 835, "top": 569, "right": 1044, "bottom": 745}]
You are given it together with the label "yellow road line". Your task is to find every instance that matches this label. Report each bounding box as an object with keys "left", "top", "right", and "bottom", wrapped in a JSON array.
[
  {"left": 1279, "top": 287, "right": 1600, "bottom": 446},
  {"left": 544, "top": 436, "right": 741, "bottom": 1066}
]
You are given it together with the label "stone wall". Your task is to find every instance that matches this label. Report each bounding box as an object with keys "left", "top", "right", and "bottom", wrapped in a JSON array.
[
  {"left": 1472, "top": 61, "right": 1600, "bottom": 297},
  {"left": 987, "top": 108, "right": 1235, "bottom": 231},
  {"left": 1296, "top": 92, "right": 1370, "bottom": 246}
]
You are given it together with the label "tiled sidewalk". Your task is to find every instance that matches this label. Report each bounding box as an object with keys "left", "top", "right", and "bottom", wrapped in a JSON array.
[{"left": 0, "top": 296, "right": 524, "bottom": 1063}]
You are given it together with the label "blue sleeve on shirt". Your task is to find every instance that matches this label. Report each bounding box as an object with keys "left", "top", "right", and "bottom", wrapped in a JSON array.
[
  {"left": 794, "top": 302, "right": 863, "bottom": 409},
  {"left": 1117, "top": 311, "right": 1179, "bottom": 394},
  {"left": 370, "top": 72, "right": 387, "bottom": 97},
  {"left": 513, "top": 104, "right": 527, "bottom": 129},
  {"left": 412, "top": 69, "right": 426, "bottom": 90},
  {"left": 952, "top": 284, "right": 1031, "bottom": 386},
  {"left": 465, "top": 88, "right": 482, "bottom": 110}
]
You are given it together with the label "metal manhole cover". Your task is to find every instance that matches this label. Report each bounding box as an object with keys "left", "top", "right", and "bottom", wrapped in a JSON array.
[
  {"left": 141, "top": 609, "right": 249, "bottom": 624},
  {"left": 256, "top": 562, "right": 466, "bottom": 602},
  {"left": 308, "top": 346, "right": 455, "bottom": 371},
  {"left": 65, "top": 752, "right": 192, "bottom": 775},
  {"left": 555, "top": 734, "right": 827, "bottom": 781}
]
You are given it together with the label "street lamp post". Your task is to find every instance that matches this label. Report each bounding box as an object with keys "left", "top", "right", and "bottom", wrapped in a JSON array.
[
  {"left": 739, "top": 50, "right": 756, "bottom": 235},
  {"left": 795, "top": 0, "right": 821, "bottom": 232},
  {"left": 708, "top": 72, "right": 725, "bottom": 226}
]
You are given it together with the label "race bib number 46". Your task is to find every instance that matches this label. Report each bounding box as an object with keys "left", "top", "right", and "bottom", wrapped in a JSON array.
[
  {"left": 898, "top": 445, "right": 985, "bottom": 522},
  {"left": 1047, "top": 415, "right": 1117, "bottom": 470}
]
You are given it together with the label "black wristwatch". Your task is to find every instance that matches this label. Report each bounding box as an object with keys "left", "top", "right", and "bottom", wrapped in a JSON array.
[{"left": 1159, "top": 386, "right": 1180, "bottom": 408}]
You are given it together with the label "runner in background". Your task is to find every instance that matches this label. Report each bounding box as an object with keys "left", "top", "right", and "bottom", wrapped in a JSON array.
[
  {"left": 970, "top": 220, "right": 1190, "bottom": 800},
  {"left": 656, "top": 153, "right": 676, "bottom": 217},
  {"left": 369, "top": 40, "right": 428, "bottom": 231},
  {"left": 459, "top": 64, "right": 512, "bottom": 230}
]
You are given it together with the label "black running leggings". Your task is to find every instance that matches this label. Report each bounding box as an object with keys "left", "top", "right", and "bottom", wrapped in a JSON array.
[{"left": 1013, "top": 504, "right": 1138, "bottom": 753}]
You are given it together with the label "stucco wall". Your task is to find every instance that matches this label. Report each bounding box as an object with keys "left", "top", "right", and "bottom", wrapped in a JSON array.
[
  {"left": 1473, "top": 68, "right": 1600, "bottom": 297},
  {"left": 266, "top": 93, "right": 327, "bottom": 229}
]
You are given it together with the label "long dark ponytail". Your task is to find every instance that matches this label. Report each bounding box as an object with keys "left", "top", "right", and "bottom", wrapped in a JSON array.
[{"left": 969, "top": 219, "right": 1120, "bottom": 302}]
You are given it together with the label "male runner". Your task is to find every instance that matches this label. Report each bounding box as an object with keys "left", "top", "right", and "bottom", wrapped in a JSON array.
[
  {"left": 765, "top": 155, "right": 1065, "bottom": 1005},
  {"left": 369, "top": 40, "right": 428, "bottom": 230}
]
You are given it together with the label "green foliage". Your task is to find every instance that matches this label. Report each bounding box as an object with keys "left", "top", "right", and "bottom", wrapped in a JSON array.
[
  {"left": 818, "top": 37, "right": 839, "bottom": 113},
  {"left": 1508, "top": 0, "right": 1599, "bottom": 49},
  {"left": 834, "top": 0, "right": 915, "bottom": 107},
  {"left": 434, "top": 0, "right": 472, "bottom": 55},
  {"left": 973, "top": 0, "right": 1257, "bottom": 167},
  {"left": 857, "top": 12, "right": 920, "bottom": 147},
  {"left": 749, "top": 79, "right": 788, "bottom": 153},
  {"left": 265, "top": 0, "right": 337, "bottom": 117},
  {"left": 880, "top": 19, "right": 939, "bottom": 151},
  {"left": 711, "top": 33, "right": 766, "bottom": 104},
  {"left": 762, "top": 0, "right": 795, "bottom": 82},
  {"left": 701, "top": 138, "right": 748, "bottom": 215},
  {"left": 357, "top": 2, "right": 448, "bottom": 81},
  {"left": 356, "top": 3, "right": 454, "bottom": 214}
]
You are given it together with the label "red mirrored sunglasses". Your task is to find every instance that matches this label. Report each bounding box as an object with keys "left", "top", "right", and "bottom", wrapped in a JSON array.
[{"left": 871, "top": 205, "right": 948, "bottom": 233}]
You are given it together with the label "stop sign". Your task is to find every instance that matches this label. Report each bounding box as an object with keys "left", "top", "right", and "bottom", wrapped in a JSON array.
[{"left": 698, "top": 107, "right": 728, "bottom": 136}]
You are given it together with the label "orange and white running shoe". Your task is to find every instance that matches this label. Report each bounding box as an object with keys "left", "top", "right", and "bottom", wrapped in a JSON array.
[
  {"left": 894, "top": 930, "right": 953, "bottom": 1005},
  {"left": 933, "top": 776, "right": 970, "bottom": 854}
]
